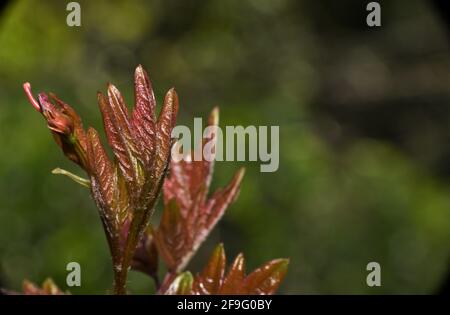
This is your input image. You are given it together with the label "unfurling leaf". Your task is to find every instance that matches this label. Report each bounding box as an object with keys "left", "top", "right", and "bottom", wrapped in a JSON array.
[
  {"left": 155, "top": 166, "right": 244, "bottom": 272},
  {"left": 219, "top": 253, "right": 245, "bottom": 294},
  {"left": 192, "top": 243, "right": 226, "bottom": 294},
  {"left": 242, "top": 258, "right": 289, "bottom": 295},
  {"left": 89, "top": 66, "right": 179, "bottom": 294},
  {"left": 98, "top": 86, "right": 141, "bottom": 200},
  {"left": 141, "top": 108, "right": 244, "bottom": 274},
  {"left": 23, "top": 65, "right": 288, "bottom": 297},
  {"left": 23, "top": 83, "right": 88, "bottom": 169},
  {"left": 164, "top": 244, "right": 289, "bottom": 295},
  {"left": 24, "top": 65, "right": 179, "bottom": 294}
]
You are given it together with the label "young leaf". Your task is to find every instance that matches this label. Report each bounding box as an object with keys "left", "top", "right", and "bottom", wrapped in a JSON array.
[
  {"left": 23, "top": 83, "right": 88, "bottom": 170},
  {"left": 219, "top": 253, "right": 246, "bottom": 294},
  {"left": 166, "top": 244, "right": 288, "bottom": 295},
  {"left": 193, "top": 243, "right": 226, "bottom": 295},
  {"left": 143, "top": 108, "right": 245, "bottom": 274},
  {"left": 132, "top": 65, "right": 156, "bottom": 168},
  {"left": 97, "top": 89, "right": 141, "bottom": 198},
  {"left": 242, "top": 258, "right": 289, "bottom": 295},
  {"left": 155, "top": 88, "right": 179, "bottom": 179},
  {"left": 24, "top": 65, "right": 179, "bottom": 294},
  {"left": 86, "top": 127, "right": 128, "bottom": 267},
  {"left": 152, "top": 199, "right": 186, "bottom": 271}
]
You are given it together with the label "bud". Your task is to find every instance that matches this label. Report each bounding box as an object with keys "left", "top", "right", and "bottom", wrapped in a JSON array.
[
  {"left": 23, "top": 82, "right": 88, "bottom": 169},
  {"left": 38, "top": 92, "right": 74, "bottom": 135}
]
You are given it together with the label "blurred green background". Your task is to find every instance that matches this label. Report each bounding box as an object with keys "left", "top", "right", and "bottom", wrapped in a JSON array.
[{"left": 0, "top": 0, "right": 449, "bottom": 294}]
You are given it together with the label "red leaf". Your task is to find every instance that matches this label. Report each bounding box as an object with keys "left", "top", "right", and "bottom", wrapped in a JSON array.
[
  {"left": 148, "top": 108, "right": 245, "bottom": 273},
  {"left": 23, "top": 83, "right": 88, "bottom": 169},
  {"left": 193, "top": 243, "right": 226, "bottom": 294},
  {"left": 86, "top": 127, "right": 115, "bottom": 212},
  {"left": 219, "top": 253, "right": 246, "bottom": 294},
  {"left": 86, "top": 127, "right": 131, "bottom": 256},
  {"left": 25, "top": 65, "right": 180, "bottom": 294},
  {"left": 49, "top": 92, "right": 87, "bottom": 154},
  {"left": 131, "top": 65, "right": 156, "bottom": 168},
  {"left": 202, "top": 168, "right": 245, "bottom": 234},
  {"left": 155, "top": 88, "right": 179, "bottom": 180},
  {"left": 98, "top": 89, "right": 142, "bottom": 197},
  {"left": 242, "top": 259, "right": 289, "bottom": 295},
  {"left": 167, "top": 245, "right": 289, "bottom": 295},
  {"left": 153, "top": 199, "right": 187, "bottom": 271}
]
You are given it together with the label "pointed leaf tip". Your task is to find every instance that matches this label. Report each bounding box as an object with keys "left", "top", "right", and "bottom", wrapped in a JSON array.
[
  {"left": 243, "top": 258, "right": 289, "bottom": 295},
  {"left": 135, "top": 64, "right": 145, "bottom": 75},
  {"left": 167, "top": 88, "right": 179, "bottom": 125},
  {"left": 23, "top": 82, "right": 42, "bottom": 112},
  {"left": 208, "top": 107, "right": 220, "bottom": 126},
  {"left": 216, "top": 242, "right": 225, "bottom": 252},
  {"left": 195, "top": 243, "right": 226, "bottom": 294},
  {"left": 236, "top": 167, "right": 245, "bottom": 185},
  {"left": 219, "top": 252, "right": 246, "bottom": 294}
]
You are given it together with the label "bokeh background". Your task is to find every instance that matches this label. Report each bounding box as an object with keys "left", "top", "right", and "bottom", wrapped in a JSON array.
[{"left": 0, "top": 0, "right": 449, "bottom": 294}]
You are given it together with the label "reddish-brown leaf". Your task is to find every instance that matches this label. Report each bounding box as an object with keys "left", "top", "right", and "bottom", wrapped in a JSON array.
[
  {"left": 155, "top": 88, "right": 179, "bottom": 181},
  {"left": 98, "top": 89, "right": 142, "bottom": 198},
  {"left": 24, "top": 65, "right": 180, "bottom": 295},
  {"left": 131, "top": 65, "right": 157, "bottom": 168},
  {"left": 168, "top": 245, "right": 288, "bottom": 295},
  {"left": 193, "top": 243, "right": 226, "bottom": 294},
  {"left": 153, "top": 199, "right": 187, "bottom": 271},
  {"left": 23, "top": 83, "right": 88, "bottom": 169},
  {"left": 166, "top": 167, "right": 244, "bottom": 272},
  {"left": 162, "top": 107, "right": 218, "bottom": 212},
  {"left": 148, "top": 108, "right": 244, "bottom": 273},
  {"left": 99, "top": 66, "right": 179, "bottom": 293},
  {"left": 86, "top": 128, "right": 118, "bottom": 240},
  {"left": 219, "top": 253, "right": 246, "bottom": 294},
  {"left": 202, "top": 168, "right": 244, "bottom": 234},
  {"left": 49, "top": 92, "right": 87, "bottom": 154},
  {"left": 242, "top": 259, "right": 289, "bottom": 295}
]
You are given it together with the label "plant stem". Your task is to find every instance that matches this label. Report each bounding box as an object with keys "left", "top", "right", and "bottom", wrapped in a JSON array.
[
  {"left": 113, "top": 265, "right": 128, "bottom": 295},
  {"left": 113, "top": 211, "right": 144, "bottom": 295}
]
